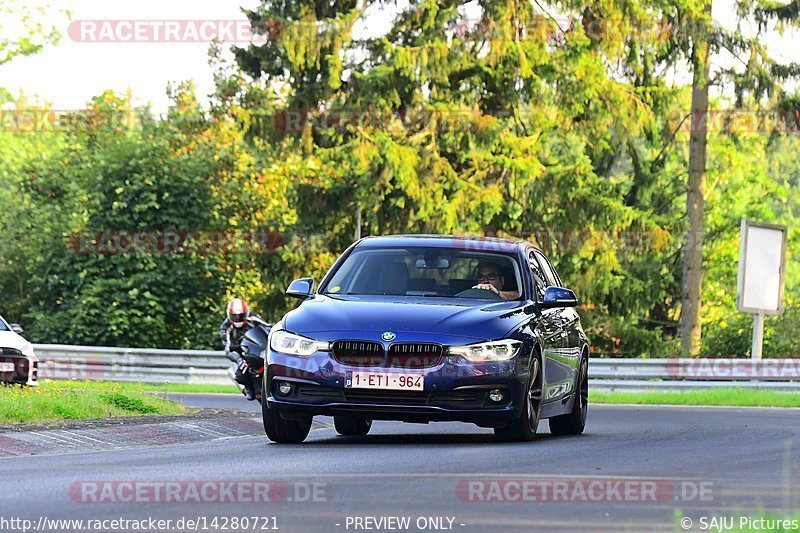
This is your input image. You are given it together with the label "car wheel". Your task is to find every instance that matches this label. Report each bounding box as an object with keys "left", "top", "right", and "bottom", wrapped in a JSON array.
[
  {"left": 334, "top": 415, "right": 372, "bottom": 436},
  {"left": 261, "top": 385, "right": 312, "bottom": 443},
  {"left": 495, "top": 356, "right": 542, "bottom": 442},
  {"left": 549, "top": 355, "right": 588, "bottom": 436}
]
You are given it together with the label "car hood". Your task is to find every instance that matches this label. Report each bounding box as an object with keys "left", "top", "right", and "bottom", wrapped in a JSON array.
[
  {"left": 283, "top": 295, "right": 531, "bottom": 344},
  {"left": 0, "top": 331, "right": 34, "bottom": 355}
]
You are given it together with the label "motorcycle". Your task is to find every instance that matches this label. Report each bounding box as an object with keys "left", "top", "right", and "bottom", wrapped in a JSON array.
[{"left": 226, "top": 323, "right": 270, "bottom": 402}]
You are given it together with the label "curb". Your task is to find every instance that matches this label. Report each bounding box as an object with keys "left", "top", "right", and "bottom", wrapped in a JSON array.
[{"left": 0, "top": 412, "right": 263, "bottom": 458}]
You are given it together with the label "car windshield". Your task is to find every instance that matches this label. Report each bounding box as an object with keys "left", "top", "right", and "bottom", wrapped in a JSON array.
[
  {"left": 321, "top": 247, "right": 523, "bottom": 301},
  {"left": 0, "top": 316, "right": 8, "bottom": 331}
]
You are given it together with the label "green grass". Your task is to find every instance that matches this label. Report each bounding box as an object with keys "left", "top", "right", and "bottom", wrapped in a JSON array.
[
  {"left": 0, "top": 381, "right": 186, "bottom": 424},
  {"left": 139, "top": 382, "right": 239, "bottom": 393},
  {"left": 40, "top": 380, "right": 239, "bottom": 394},
  {"left": 593, "top": 388, "right": 800, "bottom": 408},
  {"left": 28, "top": 381, "right": 800, "bottom": 409}
]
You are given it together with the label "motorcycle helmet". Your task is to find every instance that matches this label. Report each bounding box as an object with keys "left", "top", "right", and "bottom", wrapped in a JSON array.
[{"left": 227, "top": 298, "right": 250, "bottom": 328}]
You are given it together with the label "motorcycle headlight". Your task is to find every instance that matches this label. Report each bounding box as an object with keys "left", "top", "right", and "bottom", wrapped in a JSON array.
[
  {"left": 449, "top": 339, "right": 522, "bottom": 362},
  {"left": 269, "top": 330, "right": 329, "bottom": 357}
]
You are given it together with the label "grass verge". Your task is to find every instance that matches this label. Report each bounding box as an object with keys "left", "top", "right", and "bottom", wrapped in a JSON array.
[
  {"left": 0, "top": 381, "right": 186, "bottom": 424},
  {"left": 28, "top": 381, "right": 800, "bottom": 408},
  {"left": 593, "top": 388, "right": 800, "bottom": 407},
  {"left": 39, "top": 380, "right": 239, "bottom": 394}
]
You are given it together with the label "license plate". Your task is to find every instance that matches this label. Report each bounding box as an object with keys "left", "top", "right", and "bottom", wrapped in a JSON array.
[
  {"left": 345, "top": 371, "right": 424, "bottom": 391},
  {"left": 0, "top": 362, "right": 14, "bottom": 373}
]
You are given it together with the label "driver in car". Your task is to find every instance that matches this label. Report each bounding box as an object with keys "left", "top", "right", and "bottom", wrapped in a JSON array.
[{"left": 472, "top": 261, "right": 520, "bottom": 300}]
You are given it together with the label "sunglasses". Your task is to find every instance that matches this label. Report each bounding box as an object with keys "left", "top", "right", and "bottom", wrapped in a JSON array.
[{"left": 478, "top": 272, "right": 500, "bottom": 282}]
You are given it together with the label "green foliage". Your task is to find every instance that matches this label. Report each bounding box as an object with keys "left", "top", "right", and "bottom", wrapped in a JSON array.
[
  {"left": 228, "top": 0, "right": 693, "bottom": 354},
  {"left": 14, "top": 92, "right": 228, "bottom": 348},
  {"left": 99, "top": 393, "right": 160, "bottom": 414},
  {"left": 0, "top": 0, "right": 66, "bottom": 66},
  {"left": 0, "top": 384, "right": 183, "bottom": 423}
]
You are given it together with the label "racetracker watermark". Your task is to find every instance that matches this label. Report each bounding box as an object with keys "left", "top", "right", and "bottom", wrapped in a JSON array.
[
  {"left": 666, "top": 358, "right": 800, "bottom": 380},
  {"left": 68, "top": 19, "right": 278, "bottom": 44},
  {"left": 38, "top": 355, "right": 131, "bottom": 381},
  {"left": 273, "top": 107, "right": 800, "bottom": 136},
  {"left": 69, "top": 230, "right": 286, "bottom": 255},
  {"left": 67, "top": 16, "right": 721, "bottom": 45},
  {"left": 448, "top": 229, "right": 672, "bottom": 254},
  {"left": 0, "top": 109, "right": 138, "bottom": 133},
  {"left": 669, "top": 109, "right": 800, "bottom": 134},
  {"left": 270, "top": 355, "right": 517, "bottom": 380},
  {"left": 70, "top": 481, "right": 326, "bottom": 504},
  {"left": 453, "top": 16, "right": 718, "bottom": 44},
  {"left": 272, "top": 108, "right": 506, "bottom": 133},
  {"left": 0, "top": 516, "right": 279, "bottom": 533},
  {"left": 456, "top": 477, "right": 714, "bottom": 503}
]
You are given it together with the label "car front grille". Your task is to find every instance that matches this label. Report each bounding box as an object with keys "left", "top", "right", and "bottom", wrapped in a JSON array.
[
  {"left": 343, "top": 388, "right": 484, "bottom": 406},
  {"left": 332, "top": 340, "right": 385, "bottom": 367},
  {"left": 331, "top": 341, "right": 444, "bottom": 368},
  {"left": 388, "top": 343, "right": 443, "bottom": 368},
  {"left": 343, "top": 389, "right": 431, "bottom": 405},
  {"left": 284, "top": 383, "right": 496, "bottom": 409}
]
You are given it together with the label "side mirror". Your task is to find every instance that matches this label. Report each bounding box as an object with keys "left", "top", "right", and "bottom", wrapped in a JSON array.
[
  {"left": 286, "top": 278, "right": 314, "bottom": 299},
  {"left": 10, "top": 323, "right": 23, "bottom": 334},
  {"left": 540, "top": 286, "right": 578, "bottom": 309}
]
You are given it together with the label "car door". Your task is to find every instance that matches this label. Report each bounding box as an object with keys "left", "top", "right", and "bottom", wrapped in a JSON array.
[
  {"left": 526, "top": 249, "right": 563, "bottom": 401},
  {"left": 534, "top": 250, "right": 581, "bottom": 401}
]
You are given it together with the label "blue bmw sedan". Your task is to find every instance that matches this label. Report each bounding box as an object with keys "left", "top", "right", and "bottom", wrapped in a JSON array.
[{"left": 262, "top": 235, "right": 589, "bottom": 443}]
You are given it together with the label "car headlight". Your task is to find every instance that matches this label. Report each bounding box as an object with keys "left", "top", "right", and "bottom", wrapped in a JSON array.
[
  {"left": 449, "top": 339, "right": 522, "bottom": 362},
  {"left": 269, "top": 330, "right": 329, "bottom": 357}
]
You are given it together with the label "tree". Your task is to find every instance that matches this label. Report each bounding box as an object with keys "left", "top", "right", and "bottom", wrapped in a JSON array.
[
  {"left": 26, "top": 91, "right": 229, "bottom": 348},
  {"left": 681, "top": 0, "right": 712, "bottom": 356},
  {"left": 567, "top": 0, "right": 800, "bottom": 355},
  {"left": 670, "top": 0, "right": 799, "bottom": 355},
  {"left": 0, "top": 0, "right": 65, "bottom": 67},
  {"left": 228, "top": 0, "right": 687, "bottom": 355}
]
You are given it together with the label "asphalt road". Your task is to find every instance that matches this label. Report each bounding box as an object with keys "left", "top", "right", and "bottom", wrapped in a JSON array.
[{"left": 1, "top": 396, "right": 799, "bottom": 532}]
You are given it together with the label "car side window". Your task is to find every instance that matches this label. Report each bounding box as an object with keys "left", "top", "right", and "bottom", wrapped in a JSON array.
[
  {"left": 535, "top": 251, "right": 560, "bottom": 287},
  {"left": 527, "top": 252, "right": 548, "bottom": 301}
]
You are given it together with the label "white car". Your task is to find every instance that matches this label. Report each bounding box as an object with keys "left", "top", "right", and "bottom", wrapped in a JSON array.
[{"left": 0, "top": 314, "right": 38, "bottom": 386}]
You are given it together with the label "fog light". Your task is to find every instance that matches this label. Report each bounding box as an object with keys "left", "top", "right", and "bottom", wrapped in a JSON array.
[
  {"left": 277, "top": 381, "right": 293, "bottom": 396},
  {"left": 488, "top": 389, "right": 505, "bottom": 402}
]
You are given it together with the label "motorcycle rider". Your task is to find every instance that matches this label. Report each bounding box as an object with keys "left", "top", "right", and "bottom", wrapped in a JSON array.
[{"left": 219, "top": 298, "right": 269, "bottom": 400}]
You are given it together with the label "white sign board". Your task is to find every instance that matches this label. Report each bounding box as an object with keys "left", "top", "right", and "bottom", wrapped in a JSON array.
[{"left": 737, "top": 219, "right": 787, "bottom": 315}]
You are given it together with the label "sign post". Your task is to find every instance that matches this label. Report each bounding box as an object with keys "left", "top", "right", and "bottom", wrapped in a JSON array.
[
  {"left": 736, "top": 219, "right": 788, "bottom": 360},
  {"left": 751, "top": 312, "right": 764, "bottom": 360}
]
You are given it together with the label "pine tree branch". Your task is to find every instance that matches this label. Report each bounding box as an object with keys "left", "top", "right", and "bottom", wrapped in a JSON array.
[{"left": 649, "top": 112, "right": 691, "bottom": 173}]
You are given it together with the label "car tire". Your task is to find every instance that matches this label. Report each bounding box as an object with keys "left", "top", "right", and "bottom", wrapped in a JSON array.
[
  {"left": 334, "top": 415, "right": 372, "bottom": 436},
  {"left": 262, "top": 385, "right": 312, "bottom": 443},
  {"left": 549, "top": 355, "right": 588, "bottom": 436},
  {"left": 495, "top": 356, "right": 542, "bottom": 442}
]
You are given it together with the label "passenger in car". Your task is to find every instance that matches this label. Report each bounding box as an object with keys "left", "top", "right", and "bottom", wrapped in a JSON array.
[{"left": 472, "top": 261, "right": 520, "bottom": 300}]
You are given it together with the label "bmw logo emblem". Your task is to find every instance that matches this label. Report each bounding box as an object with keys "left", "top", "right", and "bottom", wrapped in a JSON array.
[{"left": 381, "top": 331, "right": 396, "bottom": 341}]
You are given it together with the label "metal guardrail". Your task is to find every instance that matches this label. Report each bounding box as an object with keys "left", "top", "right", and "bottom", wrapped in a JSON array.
[
  {"left": 30, "top": 344, "right": 800, "bottom": 392},
  {"left": 34, "top": 344, "right": 232, "bottom": 386},
  {"left": 588, "top": 357, "right": 800, "bottom": 392}
]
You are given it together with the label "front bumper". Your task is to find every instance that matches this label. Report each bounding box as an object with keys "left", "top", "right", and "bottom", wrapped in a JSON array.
[{"left": 265, "top": 350, "right": 527, "bottom": 425}]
